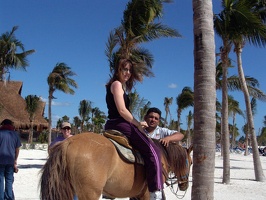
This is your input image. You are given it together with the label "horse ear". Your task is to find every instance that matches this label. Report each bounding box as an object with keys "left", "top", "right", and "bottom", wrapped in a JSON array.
[{"left": 188, "top": 145, "right": 193, "bottom": 154}]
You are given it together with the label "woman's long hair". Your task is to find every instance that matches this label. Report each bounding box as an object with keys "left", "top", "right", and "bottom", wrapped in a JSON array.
[{"left": 106, "top": 58, "right": 142, "bottom": 92}]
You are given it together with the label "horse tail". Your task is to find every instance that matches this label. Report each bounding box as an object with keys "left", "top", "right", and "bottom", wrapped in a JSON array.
[{"left": 40, "top": 141, "right": 75, "bottom": 200}]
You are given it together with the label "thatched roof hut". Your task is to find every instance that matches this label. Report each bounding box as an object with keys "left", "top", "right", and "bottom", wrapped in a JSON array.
[{"left": 0, "top": 81, "right": 48, "bottom": 131}]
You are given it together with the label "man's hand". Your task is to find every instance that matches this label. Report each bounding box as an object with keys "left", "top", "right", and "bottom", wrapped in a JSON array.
[
  {"left": 14, "top": 165, "right": 19, "bottom": 173},
  {"left": 159, "top": 138, "right": 171, "bottom": 147}
]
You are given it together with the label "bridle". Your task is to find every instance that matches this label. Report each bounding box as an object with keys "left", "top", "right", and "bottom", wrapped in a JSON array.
[
  {"left": 163, "top": 155, "right": 191, "bottom": 199},
  {"left": 165, "top": 172, "right": 189, "bottom": 199},
  {"left": 159, "top": 141, "right": 192, "bottom": 199}
]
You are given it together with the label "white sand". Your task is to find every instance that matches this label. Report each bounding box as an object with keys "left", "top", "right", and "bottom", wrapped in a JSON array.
[{"left": 13, "top": 149, "right": 266, "bottom": 200}]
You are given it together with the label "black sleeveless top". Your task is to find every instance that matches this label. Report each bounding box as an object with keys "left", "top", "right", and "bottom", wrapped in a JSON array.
[{"left": 106, "top": 84, "right": 130, "bottom": 119}]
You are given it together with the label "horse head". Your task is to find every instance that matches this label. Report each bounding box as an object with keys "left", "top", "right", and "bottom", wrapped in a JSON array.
[
  {"left": 154, "top": 140, "right": 193, "bottom": 192},
  {"left": 177, "top": 145, "right": 193, "bottom": 191}
]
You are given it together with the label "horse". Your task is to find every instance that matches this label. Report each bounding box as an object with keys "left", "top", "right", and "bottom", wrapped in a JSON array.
[{"left": 40, "top": 132, "right": 193, "bottom": 200}]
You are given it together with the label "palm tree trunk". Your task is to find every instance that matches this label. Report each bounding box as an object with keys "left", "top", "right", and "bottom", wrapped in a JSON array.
[
  {"left": 0, "top": 65, "right": 5, "bottom": 81},
  {"left": 245, "top": 123, "right": 249, "bottom": 156},
  {"left": 28, "top": 120, "right": 34, "bottom": 144},
  {"left": 48, "top": 94, "right": 52, "bottom": 145},
  {"left": 221, "top": 49, "right": 230, "bottom": 184},
  {"left": 235, "top": 44, "right": 265, "bottom": 181},
  {"left": 81, "top": 120, "right": 84, "bottom": 132},
  {"left": 177, "top": 111, "right": 181, "bottom": 132},
  {"left": 232, "top": 114, "right": 236, "bottom": 148},
  {"left": 186, "top": 128, "right": 191, "bottom": 148},
  {"left": 165, "top": 111, "right": 168, "bottom": 126},
  {"left": 192, "top": 0, "right": 216, "bottom": 199}
]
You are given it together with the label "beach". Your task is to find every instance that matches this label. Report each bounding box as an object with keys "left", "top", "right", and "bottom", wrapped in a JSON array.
[{"left": 13, "top": 149, "right": 266, "bottom": 200}]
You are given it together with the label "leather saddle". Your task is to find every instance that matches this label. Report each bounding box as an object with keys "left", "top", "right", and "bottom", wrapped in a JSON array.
[{"left": 103, "top": 129, "right": 144, "bottom": 165}]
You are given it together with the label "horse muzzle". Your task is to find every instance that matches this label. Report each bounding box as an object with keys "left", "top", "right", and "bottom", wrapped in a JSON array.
[{"left": 178, "top": 180, "right": 189, "bottom": 191}]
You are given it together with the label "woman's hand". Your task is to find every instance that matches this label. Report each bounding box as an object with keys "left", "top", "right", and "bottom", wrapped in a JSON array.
[
  {"left": 139, "top": 121, "right": 148, "bottom": 129},
  {"left": 136, "top": 121, "right": 148, "bottom": 135}
]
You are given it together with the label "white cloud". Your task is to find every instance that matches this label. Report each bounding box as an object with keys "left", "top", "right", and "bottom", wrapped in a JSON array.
[
  {"left": 40, "top": 96, "right": 70, "bottom": 106},
  {"left": 52, "top": 101, "right": 71, "bottom": 106},
  {"left": 168, "top": 83, "right": 177, "bottom": 89},
  {"left": 39, "top": 96, "right": 47, "bottom": 102}
]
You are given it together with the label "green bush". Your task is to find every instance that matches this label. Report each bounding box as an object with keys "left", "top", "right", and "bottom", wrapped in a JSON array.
[{"left": 38, "top": 130, "right": 48, "bottom": 143}]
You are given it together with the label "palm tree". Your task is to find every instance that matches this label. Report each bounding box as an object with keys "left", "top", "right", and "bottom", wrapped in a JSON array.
[
  {"left": 47, "top": 63, "right": 78, "bottom": 144},
  {"left": 176, "top": 87, "right": 194, "bottom": 132},
  {"left": 216, "top": 99, "right": 222, "bottom": 148},
  {"left": 163, "top": 97, "right": 173, "bottom": 126},
  {"left": 258, "top": 127, "right": 266, "bottom": 146},
  {"left": 228, "top": 95, "right": 244, "bottom": 148},
  {"left": 73, "top": 116, "right": 81, "bottom": 135},
  {"left": 62, "top": 115, "right": 70, "bottom": 121},
  {"left": 129, "top": 90, "right": 148, "bottom": 120},
  {"left": 78, "top": 99, "right": 92, "bottom": 132},
  {"left": 214, "top": 0, "right": 236, "bottom": 183},
  {"left": 232, "top": 0, "right": 266, "bottom": 181},
  {"left": 56, "top": 115, "right": 70, "bottom": 129},
  {"left": 186, "top": 110, "right": 193, "bottom": 148},
  {"left": 25, "top": 95, "right": 40, "bottom": 144},
  {"left": 139, "top": 101, "right": 151, "bottom": 121},
  {"left": 91, "top": 107, "right": 106, "bottom": 133},
  {"left": 56, "top": 118, "right": 63, "bottom": 130},
  {"left": 216, "top": 60, "right": 266, "bottom": 154},
  {"left": 243, "top": 97, "right": 258, "bottom": 156},
  {"left": 0, "top": 26, "right": 35, "bottom": 80},
  {"left": 216, "top": 61, "right": 266, "bottom": 100},
  {"left": 192, "top": 0, "right": 216, "bottom": 199},
  {"left": 214, "top": 0, "right": 266, "bottom": 183},
  {"left": 105, "top": 0, "right": 181, "bottom": 79}
]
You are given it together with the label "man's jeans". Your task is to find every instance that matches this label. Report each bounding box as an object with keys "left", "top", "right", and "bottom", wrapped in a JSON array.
[{"left": 0, "top": 164, "right": 14, "bottom": 200}]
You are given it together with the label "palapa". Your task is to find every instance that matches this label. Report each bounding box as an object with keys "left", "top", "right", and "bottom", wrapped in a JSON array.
[{"left": 0, "top": 81, "right": 48, "bottom": 131}]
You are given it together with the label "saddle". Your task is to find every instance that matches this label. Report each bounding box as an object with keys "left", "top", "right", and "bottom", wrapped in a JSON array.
[{"left": 103, "top": 130, "right": 144, "bottom": 165}]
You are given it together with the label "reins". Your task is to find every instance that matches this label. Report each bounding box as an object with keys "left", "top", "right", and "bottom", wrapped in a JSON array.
[
  {"left": 153, "top": 139, "right": 192, "bottom": 199},
  {"left": 165, "top": 173, "right": 188, "bottom": 199},
  {"left": 163, "top": 144, "right": 191, "bottom": 199}
]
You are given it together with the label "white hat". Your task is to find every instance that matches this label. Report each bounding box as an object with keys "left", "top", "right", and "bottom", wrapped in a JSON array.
[{"left": 61, "top": 122, "right": 71, "bottom": 129}]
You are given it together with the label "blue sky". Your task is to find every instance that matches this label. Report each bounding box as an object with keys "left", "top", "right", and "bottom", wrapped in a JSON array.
[{"left": 1, "top": 1, "right": 266, "bottom": 138}]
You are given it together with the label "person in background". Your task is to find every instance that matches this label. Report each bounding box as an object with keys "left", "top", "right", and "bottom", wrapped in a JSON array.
[
  {"left": 49, "top": 122, "right": 73, "bottom": 150},
  {"left": 144, "top": 107, "right": 184, "bottom": 147},
  {"left": 104, "top": 58, "right": 163, "bottom": 200},
  {"left": 0, "top": 119, "right": 21, "bottom": 200},
  {"left": 48, "top": 121, "right": 78, "bottom": 200}
]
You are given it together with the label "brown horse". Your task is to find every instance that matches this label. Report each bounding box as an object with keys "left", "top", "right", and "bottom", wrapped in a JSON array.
[{"left": 40, "top": 132, "right": 192, "bottom": 200}]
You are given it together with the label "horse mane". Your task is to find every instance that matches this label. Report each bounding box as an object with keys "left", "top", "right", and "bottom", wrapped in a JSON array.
[{"left": 152, "top": 139, "right": 189, "bottom": 178}]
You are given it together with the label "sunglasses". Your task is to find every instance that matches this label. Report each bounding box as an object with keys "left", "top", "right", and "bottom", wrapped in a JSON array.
[
  {"left": 62, "top": 127, "right": 71, "bottom": 130},
  {"left": 122, "top": 67, "right": 132, "bottom": 73}
]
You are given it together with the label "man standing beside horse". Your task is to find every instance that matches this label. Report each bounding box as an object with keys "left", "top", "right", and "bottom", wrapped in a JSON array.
[{"left": 143, "top": 107, "right": 184, "bottom": 146}]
